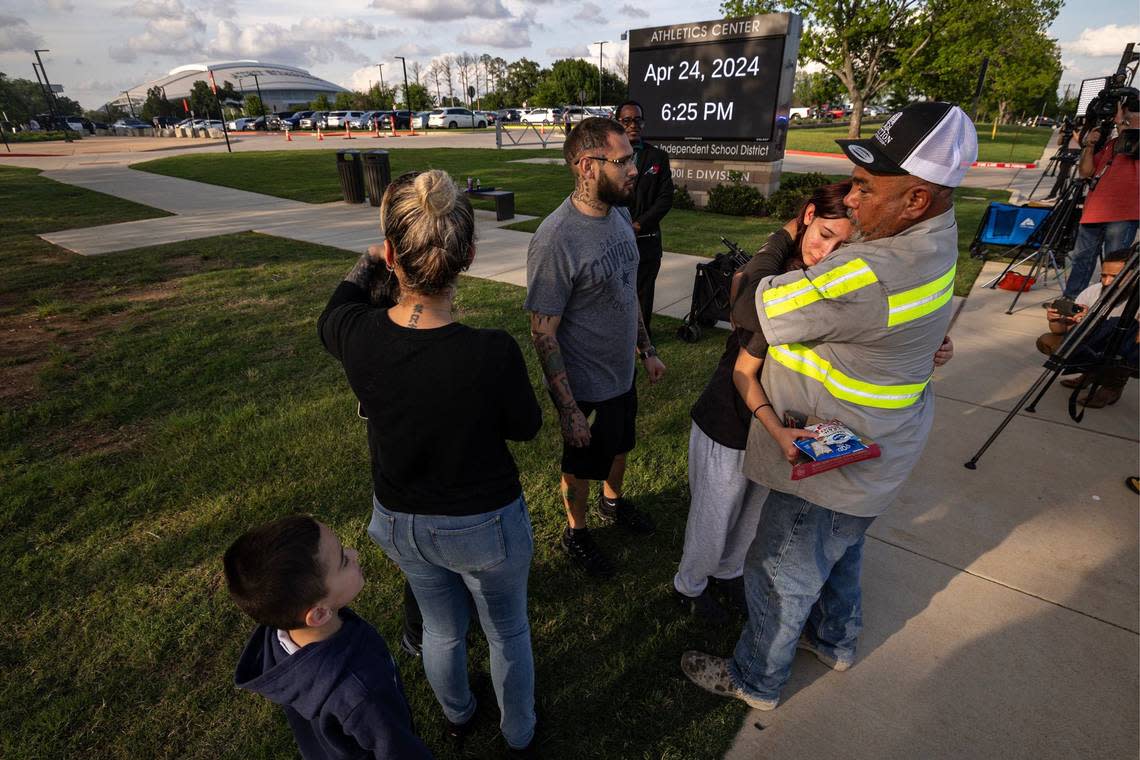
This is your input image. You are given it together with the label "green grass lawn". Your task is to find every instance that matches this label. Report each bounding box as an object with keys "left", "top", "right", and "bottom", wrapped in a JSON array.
[
  {"left": 135, "top": 149, "right": 1007, "bottom": 295},
  {"left": 787, "top": 123, "right": 1052, "bottom": 164},
  {"left": 2, "top": 165, "right": 751, "bottom": 759}
]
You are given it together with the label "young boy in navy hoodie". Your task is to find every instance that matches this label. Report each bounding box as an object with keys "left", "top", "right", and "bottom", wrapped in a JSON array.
[{"left": 224, "top": 515, "right": 434, "bottom": 760}]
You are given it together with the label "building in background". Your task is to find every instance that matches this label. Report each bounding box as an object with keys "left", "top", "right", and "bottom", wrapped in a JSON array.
[{"left": 113, "top": 61, "right": 348, "bottom": 113}]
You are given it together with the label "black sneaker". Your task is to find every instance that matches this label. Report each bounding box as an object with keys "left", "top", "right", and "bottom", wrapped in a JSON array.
[
  {"left": 597, "top": 496, "right": 656, "bottom": 535},
  {"left": 711, "top": 576, "right": 747, "bottom": 615},
  {"left": 560, "top": 528, "right": 615, "bottom": 578},
  {"left": 673, "top": 586, "right": 729, "bottom": 624},
  {"left": 505, "top": 720, "right": 540, "bottom": 759},
  {"left": 446, "top": 708, "right": 476, "bottom": 749}
]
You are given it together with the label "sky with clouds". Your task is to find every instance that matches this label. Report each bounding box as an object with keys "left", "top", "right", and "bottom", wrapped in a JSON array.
[{"left": 0, "top": 0, "right": 1135, "bottom": 110}]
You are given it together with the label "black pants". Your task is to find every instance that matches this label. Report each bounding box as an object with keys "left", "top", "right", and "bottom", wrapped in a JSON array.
[{"left": 637, "top": 249, "right": 662, "bottom": 340}]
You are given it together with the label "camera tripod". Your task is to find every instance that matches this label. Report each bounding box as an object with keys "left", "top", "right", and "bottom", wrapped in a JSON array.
[
  {"left": 1028, "top": 121, "right": 1079, "bottom": 201},
  {"left": 983, "top": 177, "right": 1087, "bottom": 313},
  {"left": 966, "top": 246, "right": 1139, "bottom": 469}
]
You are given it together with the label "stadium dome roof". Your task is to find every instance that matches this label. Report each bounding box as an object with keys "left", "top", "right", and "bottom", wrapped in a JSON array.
[{"left": 116, "top": 61, "right": 348, "bottom": 112}]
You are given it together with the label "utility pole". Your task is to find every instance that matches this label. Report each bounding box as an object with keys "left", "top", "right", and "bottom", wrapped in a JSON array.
[
  {"left": 376, "top": 63, "right": 385, "bottom": 106},
  {"left": 252, "top": 73, "right": 266, "bottom": 117},
  {"left": 593, "top": 41, "right": 607, "bottom": 107},
  {"left": 34, "top": 49, "right": 72, "bottom": 141},
  {"left": 395, "top": 56, "right": 410, "bottom": 111}
]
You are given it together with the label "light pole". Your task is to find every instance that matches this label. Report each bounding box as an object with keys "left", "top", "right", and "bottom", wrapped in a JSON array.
[
  {"left": 376, "top": 63, "right": 385, "bottom": 106},
  {"left": 394, "top": 56, "right": 410, "bottom": 112},
  {"left": 33, "top": 49, "right": 70, "bottom": 140},
  {"left": 593, "top": 41, "right": 607, "bottom": 107}
]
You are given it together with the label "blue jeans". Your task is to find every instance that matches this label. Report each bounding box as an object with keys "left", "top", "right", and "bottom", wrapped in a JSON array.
[
  {"left": 368, "top": 494, "right": 536, "bottom": 749},
  {"left": 1063, "top": 221, "right": 1139, "bottom": 298},
  {"left": 728, "top": 489, "right": 875, "bottom": 701}
]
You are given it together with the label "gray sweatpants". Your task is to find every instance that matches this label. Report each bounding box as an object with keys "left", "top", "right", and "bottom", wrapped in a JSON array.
[{"left": 674, "top": 422, "right": 769, "bottom": 598}]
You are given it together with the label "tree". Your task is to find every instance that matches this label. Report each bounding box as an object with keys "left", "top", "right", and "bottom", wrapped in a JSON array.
[
  {"left": 722, "top": 0, "right": 932, "bottom": 136},
  {"left": 188, "top": 80, "right": 219, "bottom": 119},
  {"left": 532, "top": 59, "right": 625, "bottom": 107},
  {"left": 411, "top": 61, "right": 423, "bottom": 85},
  {"left": 502, "top": 58, "right": 542, "bottom": 107},
  {"left": 241, "top": 94, "right": 265, "bottom": 117},
  {"left": 793, "top": 70, "right": 844, "bottom": 109},
  {"left": 441, "top": 56, "right": 455, "bottom": 104},
  {"left": 140, "top": 86, "right": 176, "bottom": 122},
  {"left": 405, "top": 83, "right": 433, "bottom": 110},
  {"left": 0, "top": 73, "right": 83, "bottom": 124},
  {"left": 311, "top": 93, "right": 333, "bottom": 111},
  {"left": 898, "top": 0, "right": 1061, "bottom": 123},
  {"left": 334, "top": 91, "right": 356, "bottom": 110}
]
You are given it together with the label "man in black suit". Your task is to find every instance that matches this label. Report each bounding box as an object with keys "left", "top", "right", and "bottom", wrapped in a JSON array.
[{"left": 616, "top": 100, "right": 674, "bottom": 337}]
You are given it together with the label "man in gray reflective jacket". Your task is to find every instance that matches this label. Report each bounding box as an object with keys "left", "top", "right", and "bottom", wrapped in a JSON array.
[{"left": 681, "top": 102, "right": 978, "bottom": 710}]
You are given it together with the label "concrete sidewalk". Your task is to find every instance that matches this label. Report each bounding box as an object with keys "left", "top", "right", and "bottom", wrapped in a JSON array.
[{"left": 726, "top": 262, "right": 1138, "bottom": 759}]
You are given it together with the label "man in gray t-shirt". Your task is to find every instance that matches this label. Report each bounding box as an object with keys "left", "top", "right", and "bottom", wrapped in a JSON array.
[{"left": 526, "top": 117, "right": 667, "bottom": 579}]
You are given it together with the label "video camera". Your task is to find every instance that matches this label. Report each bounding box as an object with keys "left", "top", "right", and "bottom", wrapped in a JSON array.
[
  {"left": 1078, "top": 44, "right": 1139, "bottom": 157},
  {"left": 1042, "top": 296, "right": 1086, "bottom": 318}
]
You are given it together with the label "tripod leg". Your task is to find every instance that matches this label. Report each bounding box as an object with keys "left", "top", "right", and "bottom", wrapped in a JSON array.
[
  {"left": 1024, "top": 366, "right": 1063, "bottom": 413},
  {"left": 1005, "top": 246, "right": 1045, "bottom": 314},
  {"left": 965, "top": 369, "right": 1054, "bottom": 469}
]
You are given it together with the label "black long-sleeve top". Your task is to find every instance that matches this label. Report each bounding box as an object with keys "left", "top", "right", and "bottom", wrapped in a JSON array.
[{"left": 318, "top": 281, "right": 542, "bottom": 516}]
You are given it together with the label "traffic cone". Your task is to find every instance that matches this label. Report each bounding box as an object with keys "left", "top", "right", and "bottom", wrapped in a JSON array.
[
  {"left": 317, "top": 127, "right": 323, "bottom": 141},
  {"left": 390, "top": 117, "right": 397, "bottom": 137},
  {"left": 372, "top": 119, "right": 380, "bottom": 138},
  {"left": 285, "top": 129, "right": 292, "bottom": 142}
]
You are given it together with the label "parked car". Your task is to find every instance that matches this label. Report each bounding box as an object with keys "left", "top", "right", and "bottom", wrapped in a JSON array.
[
  {"left": 428, "top": 107, "right": 486, "bottom": 128},
  {"left": 226, "top": 117, "right": 253, "bottom": 131},
  {"left": 561, "top": 106, "right": 589, "bottom": 124},
  {"left": 112, "top": 118, "right": 150, "bottom": 129},
  {"left": 326, "top": 110, "right": 365, "bottom": 129},
  {"left": 862, "top": 105, "right": 890, "bottom": 117},
  {"left": 280, "top": 110, "right": 312, "bottom": 129},
  {"left": 350, "top": 111, "right": 381, "bottom": 129},
  {"left": 412, "top": 111, "right": 432, "bottom": 129},
  {"left": 474, "top": 110, "right": 496, "bottom": 124},
  {"left": 380, "top": 110, "right": 414, "bottom": 129},
  {"left": 63, "top": 116, "right": 97, "bottom": 134},
  {"left": 1023, "top": 116, "right": 1056, "bottom": 128},
  {"left": 496, "top": 108, "right": 522, "bottom": 122},
  {"left": 299, "top": 111, "right": 327, "bottom": 129},
  {"left": 521, "top": 108, "right": 561, "bottom": 125}
]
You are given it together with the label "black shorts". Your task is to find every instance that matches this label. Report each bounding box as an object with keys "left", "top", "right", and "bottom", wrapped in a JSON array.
[{"left": 560, "top": 384, "right": 638, "bottom": 481}]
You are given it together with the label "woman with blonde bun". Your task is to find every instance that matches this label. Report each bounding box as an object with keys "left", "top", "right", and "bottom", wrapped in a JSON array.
[{"left": 319, "top": 169, "right": 542, "bottom": 757}]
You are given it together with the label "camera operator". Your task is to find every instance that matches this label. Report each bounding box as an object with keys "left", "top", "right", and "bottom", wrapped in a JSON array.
[
  {"left": 1038, "top": 248, "right": 1135, "bottom": 407},
  {"left": 1062, "top": 95, "right": 1139, "bottom": 299}
]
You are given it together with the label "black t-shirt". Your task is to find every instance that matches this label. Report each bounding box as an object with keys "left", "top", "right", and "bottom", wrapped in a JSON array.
[
  {"left": 689, "top": 229, "right": 795, "bottom": 450},
  {"left": 318, "top": 281, "right": 542, "bottom": 515}
]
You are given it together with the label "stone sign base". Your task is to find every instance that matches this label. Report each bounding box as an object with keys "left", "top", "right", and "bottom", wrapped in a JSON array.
[{"left": 670, "top": 158, "right": 784, "bottom": 208}]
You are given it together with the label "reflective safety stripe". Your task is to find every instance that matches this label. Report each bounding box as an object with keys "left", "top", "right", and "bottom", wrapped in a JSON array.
[
  {"left": 887, "top": 266, "right": 956, "bottom": 327},
  {"left": 762, "top": 259, "right": 879, "bottom": 318},
  {"left": 768, "top": 343, "right": 930, "bottom": 409}
]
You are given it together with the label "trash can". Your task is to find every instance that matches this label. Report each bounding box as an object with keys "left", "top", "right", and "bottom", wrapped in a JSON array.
[
  {"left": 336, "top": 149, "right": 365, "bottom": 204},
  {"left": 362, "top": 150, "right": 392, "bottom": 207}
]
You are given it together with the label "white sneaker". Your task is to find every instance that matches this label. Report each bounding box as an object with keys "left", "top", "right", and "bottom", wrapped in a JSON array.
[{"left": 796, "top": 635, "right": 853, "bottom": 672}]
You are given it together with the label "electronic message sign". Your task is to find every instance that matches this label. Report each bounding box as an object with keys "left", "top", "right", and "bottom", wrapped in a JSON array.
[{"left": 628, "top": 14, "right": 801, "bottom": 164}]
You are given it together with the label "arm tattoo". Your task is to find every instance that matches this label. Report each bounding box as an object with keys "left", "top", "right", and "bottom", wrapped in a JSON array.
[
  {"left": 344, "top": 252, "right": 378, "bottom": 290},
  {"left": 530, "top": 314, "right": 577, "bottom": 412}
]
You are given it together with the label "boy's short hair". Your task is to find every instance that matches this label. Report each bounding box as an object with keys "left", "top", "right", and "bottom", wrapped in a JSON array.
[
  {"left": 223, "top": 515, "right": 327, "bottom": 630},
  {"left": 1103, "top": 247, "right": 1131, "bottom": 264},
  {"left": 563, "top": 117, "right": 625, "bottom": 166}
]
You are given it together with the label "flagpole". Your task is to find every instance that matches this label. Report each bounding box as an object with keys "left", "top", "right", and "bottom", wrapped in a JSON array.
[{"left": 208, "top": 68, "right": 232, "bottom": 153}]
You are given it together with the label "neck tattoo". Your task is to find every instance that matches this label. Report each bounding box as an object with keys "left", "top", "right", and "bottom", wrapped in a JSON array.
[
  {"left": 406, "top": 303, "right": 424, "bottom": 328},
  {"left": 572, "top": 186, "right": 607, "bottom": 213}
]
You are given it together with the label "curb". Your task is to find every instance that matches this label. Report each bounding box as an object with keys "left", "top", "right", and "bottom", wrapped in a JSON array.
[{"left": 785, "top": 150, "right": 1036, "bottom": 170}]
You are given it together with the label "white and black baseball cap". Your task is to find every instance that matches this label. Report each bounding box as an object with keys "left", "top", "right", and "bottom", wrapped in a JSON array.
[{"left": 836, "top": 102, "right": 978, "bottom": 187}]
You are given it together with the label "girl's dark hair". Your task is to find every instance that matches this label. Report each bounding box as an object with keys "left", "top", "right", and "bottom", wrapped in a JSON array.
[
  {"left": 792, "top": 180, "right": 853, "bottom": 253},
  {"left": 223, "top": 515, "right": 326, "bottom": 630},
  {"left": 381, "top": 169, "right": 475, "bottom": 295}
]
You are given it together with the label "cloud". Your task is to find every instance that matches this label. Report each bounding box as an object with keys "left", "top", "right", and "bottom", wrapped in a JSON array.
[
  {"left": 1062, "top": 25, "right": 1140, "bottom": 58},
  {"left": 207, "top": 18, "right": 387, "bottom": 66},
  {"left": 369, "top": 0, "right": 509, "bottom": 21},
  {"left": 618, "top": 4, "right": 647, "bottom": 17},
  {"left": 547, "top": 46, "right": 589, "bottom": 59},
  {"left": 457, "top": 11, "right": 535, "bottom": 48},
  {"left": 389, "top": 42, "right": 440, "bottom": 58},
  {"left": 0, "top": 15, "right": 45, "bottom": 52},
  {"left": 46, "top": 0, "right": 76, "bottom": 11},
  {"left": 110, "top": 0, "right": 206, "bottom": 62},
  {"left": 572, "top": 2, "right": 605, "bottom": 24}
]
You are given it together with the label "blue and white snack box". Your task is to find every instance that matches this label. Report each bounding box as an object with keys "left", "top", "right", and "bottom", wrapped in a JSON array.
[{"left": 793, "top": 421, "right": 869, "bottom": 462}]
